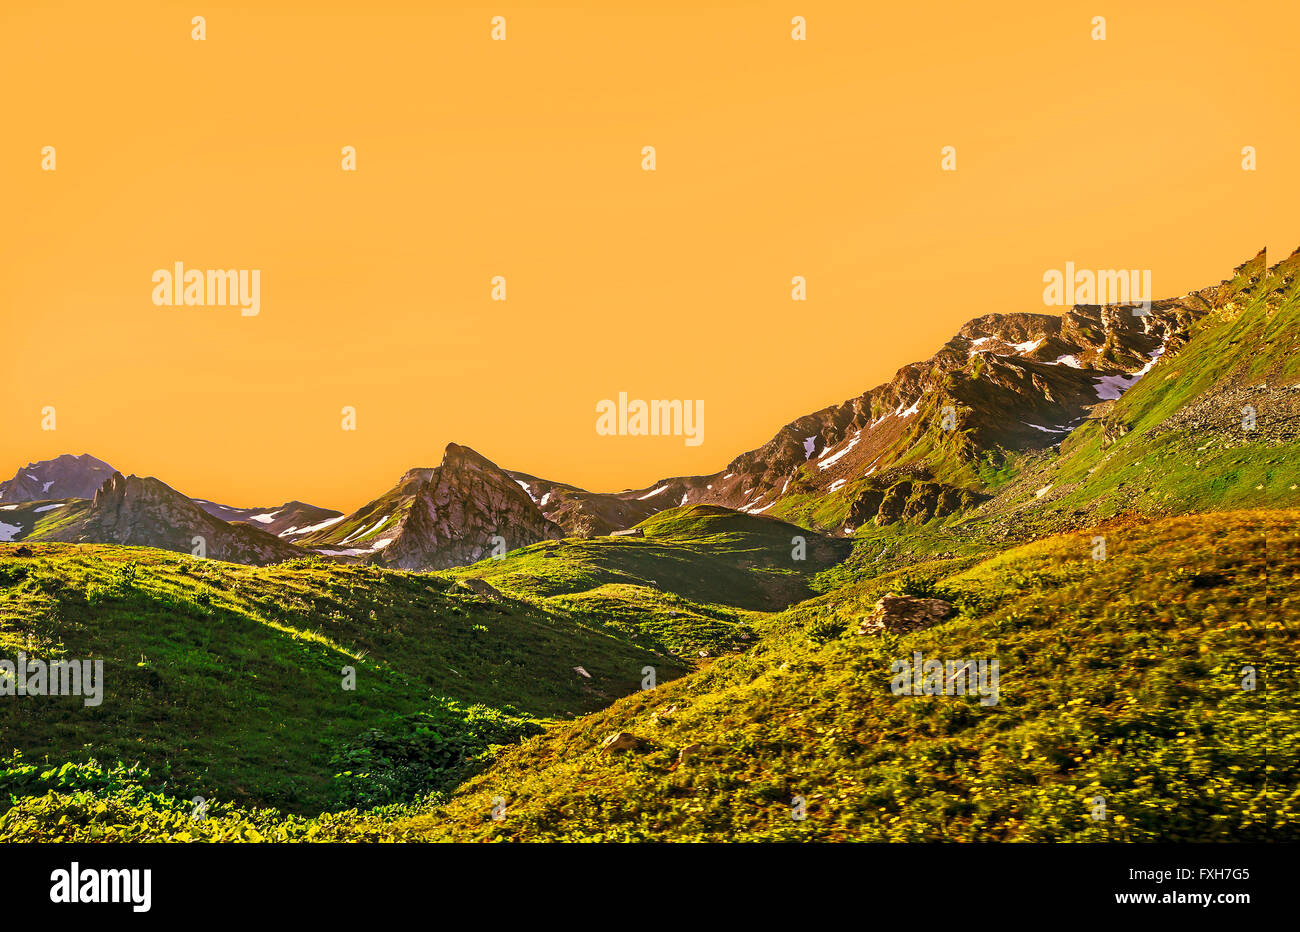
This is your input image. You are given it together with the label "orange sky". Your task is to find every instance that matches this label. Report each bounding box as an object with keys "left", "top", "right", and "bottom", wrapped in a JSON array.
[{"left": 2, "top": 1, "right": 1296, "bottom": 512}]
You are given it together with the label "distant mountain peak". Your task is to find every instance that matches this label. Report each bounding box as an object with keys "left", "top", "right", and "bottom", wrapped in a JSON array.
[
  {"left": 530, "top": 250, "right": 1282, "bottom": 534},
  {"left": 298, "top": 443, "right": 562, "bottom": 569},
  {"left": 23, "top": 470, "right": 305, "bottom": 565},
  {"left": 0, "top": 453, "right": 117, "bottom": 503}
]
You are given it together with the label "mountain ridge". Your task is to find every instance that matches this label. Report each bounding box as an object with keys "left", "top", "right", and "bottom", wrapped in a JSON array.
[
  {"left": 5, "top": 247, "right": 1292, "bottom": 568},
  {"left": 36, "top": 471, "right": 307, "bottom": 565}
]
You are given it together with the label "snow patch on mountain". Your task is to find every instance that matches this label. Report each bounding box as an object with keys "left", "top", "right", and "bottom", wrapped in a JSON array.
[
  {"left": 287, "top": 515, "right": 344, "bottom": 537},
  {"left": 343, "top": 516, "right": 390, "bottom": 543},
  {"left": 818, "top": 434, "right": 860, "bottom": 470}
]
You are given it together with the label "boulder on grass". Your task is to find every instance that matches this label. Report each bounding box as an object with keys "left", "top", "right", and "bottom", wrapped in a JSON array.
[
  {"left": 446, "top": 577, "right": 505, "bottom": 602},
  {"left": 600, "top": 732, "right": 649, "bottom": 753},
  {"left": 855, "top": 594, "right": 954, "bottom": 637}
]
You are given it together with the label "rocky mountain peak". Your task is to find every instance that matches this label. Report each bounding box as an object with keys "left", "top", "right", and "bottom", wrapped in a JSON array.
[
  {"left": 0, "top": 453, "right": 117, "bottom": 503},
  {"left": 299, "top": 444, "right": 564, "bottom": 570},
  {"left": 47, "top": 471, "right": 304, "bottom": 565},
  {"left": 565, "top": 251, "right": 1272, "bottom": 532},
  {"left": 378, "top": 443, "right": 563, "bottom": 570}
]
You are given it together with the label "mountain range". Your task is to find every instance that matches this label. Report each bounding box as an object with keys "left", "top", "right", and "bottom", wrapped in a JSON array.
[
  {"left": 3, "top": 247, "right": 1296, "bottom": 569},
  {"left": 2, "top": 245, "right": 1295, "bottom": 843}
]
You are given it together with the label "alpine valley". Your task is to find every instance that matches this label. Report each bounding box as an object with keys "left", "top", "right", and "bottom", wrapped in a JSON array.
[{"left": 1, "top": 250, "right": 1295, "bottom": 842}]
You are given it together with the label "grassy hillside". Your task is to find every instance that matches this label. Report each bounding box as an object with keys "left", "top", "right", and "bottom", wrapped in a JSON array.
[
  {"left": 394, "top": 509, "right": 1296, "bottom": 841},
  {"left": 459, "top": 505, "right": 850, "bottom": 613},
  {"left": 0, "top": 513, "right": 839, "bottom": 816},
  {"left": 0, "top": 544, "right": 687, "bottom": 812},
  {"left": 0, "top": 499, "right": 87, "bottom": 542},
  {"left": 2, "top": 509, "right": 1291, "bottom": 841},
  {"left": 1, "top": 270, "right": 1293, "bottom": 842},
  {"left": 963, "top": 262, "right": 1300, "bottom": 540}
]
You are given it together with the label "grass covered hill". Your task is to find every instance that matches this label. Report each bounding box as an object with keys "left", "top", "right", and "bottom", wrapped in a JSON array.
[
  {"left": 1, "top": 508, "right": 1292, "bottom": 841},
  {"left": 1, "top": 254, "right": 1294, "bottom": 843},
  {"left": 461, "top": 505, "right": 849, "bottom": 609},
  {"left": 0, "top": 544, "right": 689, "bottom": 812},
  {"left": 0, "top": 509, "right": 836, "bottom": 817},
  {"left": 388, "top": 509, "right": 1295, "bottom": 841}
]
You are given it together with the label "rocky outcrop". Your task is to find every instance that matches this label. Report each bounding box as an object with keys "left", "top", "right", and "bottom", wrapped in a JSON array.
[
  {"left": 1099, "top": 404, "right": 1131, "bottom": 447},
  {"left": 0, "top": 454, "right": 116, "bottom": 503},
  {"left": 855, "top": 595, "right": 955, "bottom": 636},
  {"left": 600, "top": 732, "right": 651, "bottom": 753},
  {"left": 846, "top": 487, "right": 886, "bottom": 527},
  {"left": 847, "top": 477, "right": 984, "bottom": 527},
  {"left": 369, "top": 444, "right": 564, "bottom": 571},
  {"left": 446, "top": 577, "right": 506, "bottom": 602},
  {"left": 33, "top": 472, "right": 306, "bottom": 565}
]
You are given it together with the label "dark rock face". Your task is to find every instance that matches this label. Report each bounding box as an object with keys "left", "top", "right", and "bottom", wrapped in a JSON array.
[
  {"left": 34, "top": 472, "right": 306, "bottom": 565},
  {"left": 0, "top": 454, "right": 117, "bottom": 503},
  {"left": 846, "top": 488, "right": 886, "bottom": 527},
  {"left": 848, "top": 478, "right": 984, "bottom": 527},
  {"left": 375, "top": 444, "right": 563, "bottom": 571},
  {"left": 876, "top": 482, "right": 914, "bottom": 525}
]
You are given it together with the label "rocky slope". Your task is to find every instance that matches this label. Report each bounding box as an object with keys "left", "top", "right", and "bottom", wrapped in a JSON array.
[
  {"left": 0, "top": 454, "right": 341, "bottom": 542},
  {"left": 942, "top": 245, "right": 1300, "bottom": 543},
  {"left": 5, "top": 248, "right": 1288, "bottom": 568},
  {"left": 306, "top": 250, "right": 1273, "bottom": 551},
  {"left": 301, "top": 444, "right": 562, "bottom": 570},
  {"left": 575, "top": 250, "right": 1270, "bottom": 531},
  {"left": 33, "top": 472, "right": 306, "bottom": 565},
  {"left": 0, "top": 498, "right": 84, "bottom": 543},
  {"left": 506, "top": 472, "right": 664, "bottom": 538},
  {"left": 193, "top": 499, "right": 344, "bottom": 540},
  {"left": 0, "top": 453, "right": 116, "bottom": 502}
]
